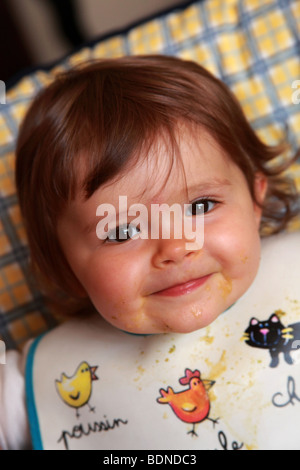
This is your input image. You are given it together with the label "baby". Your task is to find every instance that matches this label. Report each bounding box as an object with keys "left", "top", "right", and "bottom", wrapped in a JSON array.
[{"left": 1, "top": 55, "right": 300, "bottom": 450}]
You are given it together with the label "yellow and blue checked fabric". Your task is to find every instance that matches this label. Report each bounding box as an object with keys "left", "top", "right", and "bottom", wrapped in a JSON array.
[{"left": 0, "top": 0, "right": 300, "bottom": 349}]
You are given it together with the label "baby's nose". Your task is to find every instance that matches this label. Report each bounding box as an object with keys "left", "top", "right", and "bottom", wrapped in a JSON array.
[{"left": 152, "top": 237, "right": 200, "bottom": 268}]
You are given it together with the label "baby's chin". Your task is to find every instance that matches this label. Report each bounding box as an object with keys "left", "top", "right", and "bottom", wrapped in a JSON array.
[
  {"left": 155, "top": 309, "right": 225, "bottom": 334},
  {"left": 108, "top": 305, "right": 229, "bottom": 335},
  {"left": 101, "top": 282, "right": 244, "bottom": 335}
]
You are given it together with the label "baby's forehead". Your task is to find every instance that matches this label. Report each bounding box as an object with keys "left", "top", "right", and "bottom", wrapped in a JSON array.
[
  {"left": 76, "top": 120, "right": 234, "bottom": 208},
  {"left": 91, "top": 161, "right": 187, "bottom": 206},
  {"left": 80, "top": 127, "right": 233, "bottom": 207}
]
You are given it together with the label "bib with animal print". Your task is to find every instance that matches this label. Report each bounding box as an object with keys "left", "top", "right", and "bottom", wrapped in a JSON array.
[{"left": 26, "top": 232, "right": 300, "bottom": 450}]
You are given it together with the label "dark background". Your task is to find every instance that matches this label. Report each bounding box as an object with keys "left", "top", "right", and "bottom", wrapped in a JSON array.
[
  {"left": 0, "top": 0, "right": 33, "bottom": 82},
  {"left": 0, "top": 0, "right": 187, "bottom": 84}
]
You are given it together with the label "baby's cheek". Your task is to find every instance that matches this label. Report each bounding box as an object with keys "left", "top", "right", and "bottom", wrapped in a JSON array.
[
  {"left": 217, "top": 220, "right": 260, "bottom": 270},
  {"left": 101, "top": 298, "right": 150, "bottom": 333},
  {"left": 83, "top": 261, "right": 143, "bottom": 316}
]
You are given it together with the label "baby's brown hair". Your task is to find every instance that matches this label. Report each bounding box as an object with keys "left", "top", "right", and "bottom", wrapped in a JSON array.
[{"left": 15, "top": 55, "right": 299, "bottom": 313}]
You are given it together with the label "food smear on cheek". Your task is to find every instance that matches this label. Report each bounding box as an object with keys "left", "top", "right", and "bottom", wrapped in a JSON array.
[
  {"left": 112, "top": 296, "right": 126, "bottom": 311},
  {"left": 240, "top": 253, "right": 249, "bottom": 264},
  {"left": 126, "top": 299, "right": 150, "bottom": 332},
  {"left": 217, "top": 276, "right": 232, "bottom": 299},
  {"left": 191, "top": 306, "right": 203, "bottom": 318}
]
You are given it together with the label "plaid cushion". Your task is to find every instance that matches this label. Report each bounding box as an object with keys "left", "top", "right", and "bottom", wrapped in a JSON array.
[{"left": 0, "top": 0, "right": 299, "bottom": 349}]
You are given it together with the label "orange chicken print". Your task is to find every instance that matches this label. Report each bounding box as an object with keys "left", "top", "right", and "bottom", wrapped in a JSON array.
[{"left": 157, "top": 368, "right": 218, "bottom": 436}]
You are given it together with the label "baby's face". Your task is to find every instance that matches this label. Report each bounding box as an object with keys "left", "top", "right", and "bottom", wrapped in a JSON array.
[{"left": 57, "top": 126, "right": 266, "bottom": 334}]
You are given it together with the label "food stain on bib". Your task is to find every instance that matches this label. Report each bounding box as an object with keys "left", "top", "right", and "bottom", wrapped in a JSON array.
[{"left": 199, "top": 326, "right": 214, "bottom": 345}]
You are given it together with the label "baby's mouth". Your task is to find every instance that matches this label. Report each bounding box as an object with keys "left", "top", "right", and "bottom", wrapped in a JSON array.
[{"left": 152, "top": 274, "right": 212, "bottom": 297}]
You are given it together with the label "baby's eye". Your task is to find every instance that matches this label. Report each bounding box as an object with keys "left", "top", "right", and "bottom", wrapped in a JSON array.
[
  {"left": 106, "top": 223, "right": 141, "bottom": 243},
  {"left": 185, "top": 199, "right": 217, "bottom": 216}
]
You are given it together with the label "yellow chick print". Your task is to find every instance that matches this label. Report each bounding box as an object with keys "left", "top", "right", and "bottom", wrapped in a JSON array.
[{"left": 55, "top": 361, "right": 98, "bottom": 417}]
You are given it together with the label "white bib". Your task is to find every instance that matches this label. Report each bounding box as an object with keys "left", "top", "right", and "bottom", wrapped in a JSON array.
[{"left": 26, "top": 232, "right": 300, "bottom": 450}]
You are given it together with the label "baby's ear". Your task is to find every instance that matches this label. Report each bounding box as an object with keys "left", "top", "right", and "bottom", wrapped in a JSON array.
[
  {"left": 254, "top": 173, "right": 268, "bottom": 204},
  {"left": 253, "top": 173, "right": 268, "bottom": 225}
]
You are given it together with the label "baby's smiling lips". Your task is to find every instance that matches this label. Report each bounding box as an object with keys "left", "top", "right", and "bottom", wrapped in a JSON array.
[{"left": 152, "top": 274, "right": 212, "bottom": 297}]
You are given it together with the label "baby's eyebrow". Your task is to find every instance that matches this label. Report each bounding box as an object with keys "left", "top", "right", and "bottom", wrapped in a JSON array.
[
  {"left": 146, "top": 177, "right": 232, "bottom": 205},
  {"left": 185, "top": 178, "right": 232, "bottom": 195},
  {"left": 148, "top": 179, "right": 232, "bottom": 206}
]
